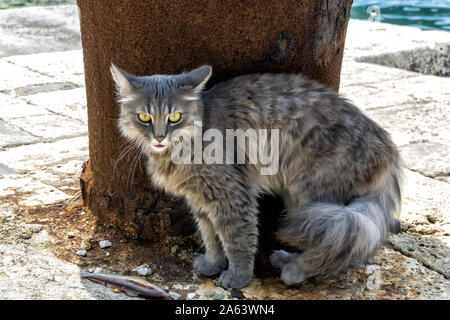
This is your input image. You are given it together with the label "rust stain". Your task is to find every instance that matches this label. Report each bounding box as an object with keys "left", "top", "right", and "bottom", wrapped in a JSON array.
[{"left": 270, "top": 32, "right": 296, "bottom": 65}]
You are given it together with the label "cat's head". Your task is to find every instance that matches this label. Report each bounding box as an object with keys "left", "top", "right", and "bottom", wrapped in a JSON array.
[{"left": 111, "top": 64, "right": 211, "bottom": 154}]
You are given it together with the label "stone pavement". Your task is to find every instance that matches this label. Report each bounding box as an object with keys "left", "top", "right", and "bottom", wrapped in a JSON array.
[
  {"left": 0, "top": 5, "right": 448, "bottom": 299},
  {"left": 0, "top": 5, "right": 80, "bottom": 58}
]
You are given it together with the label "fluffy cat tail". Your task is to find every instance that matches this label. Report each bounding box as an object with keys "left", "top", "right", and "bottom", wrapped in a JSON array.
[{"left": 276, "top": 166, "right": 402, "bottom": 276}]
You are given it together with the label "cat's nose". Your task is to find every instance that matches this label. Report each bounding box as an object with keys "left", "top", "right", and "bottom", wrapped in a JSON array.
[{"left": 155, "top": 136, "right": 165, "bottom": 142}]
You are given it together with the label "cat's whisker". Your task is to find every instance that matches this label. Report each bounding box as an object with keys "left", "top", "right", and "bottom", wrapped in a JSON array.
[
  {"left": 125, "top": 140, "right": 142, "bottom": 188},
  {"left": 127, "top": 141, "right": 144, "bottom": 190},
  {"left": 125, "top": 148, "right": 138, "bottom": 191},
  {"left": 132, "top": 143, "right": 145, "bottom": 186},
  {"left": 116, "top": 142, "right": 135, "bottom": 162},
  {"left": 137, "top": 144, "right": 147, "bottom": 173},
  {"left": 113, "top": 139, "right": 139, "bottom": 173}
]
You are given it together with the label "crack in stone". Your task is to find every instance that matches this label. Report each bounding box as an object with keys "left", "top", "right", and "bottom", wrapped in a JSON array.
[
  {"left": 0, "top": 133, "right": 88, "bottom": 151},
  {"left": 43, "top": 107, "right": 86, "bottom": 125},
  {"left": 388, "top": 237, "right": 450, "bottom": 280},
  {"left": 406, "top": 168, "right": 450, "bottom": 183}
]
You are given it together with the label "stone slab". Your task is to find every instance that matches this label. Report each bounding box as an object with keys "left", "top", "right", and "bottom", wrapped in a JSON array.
[
  {"left": 389, "top": 233, "right": 450, "bottom": 279},
  {"left": 0, "top": 59, "right": 55, "bottom": 93},
  {"left": 341, "top": 75, "right": 450, "bottom": 111},
  {"left": 365, "top": 102, "right": 450, "bottom": 147},
  {"left": 0, "top": 175, "right": 71, "bottom": 206},
  {"left": 400, "top": 142, "right": 450, "bottom": 178},
  {"left": 356, "top": 44, "right": 450, "bottom": 77},
  {"left": 0, "top": 119, "right": 39, "bottom": 148},
  {"left": 0, "top": 93, "right": 51, "bottom": 119},
  {"left": 15, "top": 82, "right": 78, "bottom": 97},
  {"left": 0, "top": 136, "right": 88, "bottom": 191},
  {"left": 7, "top": 50, "right": 85, "bottom": 88},
  {"left": 7, "top": 114, "right": 87, "bottom": 141},
  {"left": 23, "top": 87, "right": 88, "bottom": 123},
  {"left": 340, "top": 60, "right": 420, "bottom": 88},
  {"left": 400, "top": 169, "right": 450, "bottom": 241}
]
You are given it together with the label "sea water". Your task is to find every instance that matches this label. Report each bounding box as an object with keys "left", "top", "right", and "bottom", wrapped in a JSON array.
[{"left": 351, "top": 0, "right": 450, "bottom": 31}]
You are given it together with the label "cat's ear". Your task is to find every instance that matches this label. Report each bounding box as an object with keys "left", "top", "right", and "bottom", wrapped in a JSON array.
[
  {"left": 110, "top": 63, "right": 137, "bottom": 97},
  {"left": 178, "top": 65, "right": 212, "bottom": 93}
]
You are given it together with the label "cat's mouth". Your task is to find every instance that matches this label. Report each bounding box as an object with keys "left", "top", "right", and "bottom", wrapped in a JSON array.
[{"left": 150, "top": 141, "right": 169, "bottom": 152}]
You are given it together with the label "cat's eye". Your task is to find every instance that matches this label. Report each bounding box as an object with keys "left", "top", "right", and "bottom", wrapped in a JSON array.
[
  {"left": 168, "top": 112, "right": 182, "bottom": 124},
  {"left": 137, "top": 113, "right": 152, "bottom": 124}
]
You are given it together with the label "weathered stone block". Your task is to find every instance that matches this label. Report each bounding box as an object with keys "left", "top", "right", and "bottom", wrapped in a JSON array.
[
  {"left": 0, "top": 119, "right": 40, "bottom": 148},
  {"left": 8, "top": 114, "right": 87, "bottom": 140}
]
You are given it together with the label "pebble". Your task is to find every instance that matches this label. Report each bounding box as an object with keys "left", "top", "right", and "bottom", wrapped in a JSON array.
[
  {"left": 206, "top": 290, "right": 215, "bottom": 298},
  {"left": 80, "top": 240, "right": 92, "bottom": 251},
  {"left": 132, "top": 264, "right": 152, "bottom": 276},
  {"left": 67, "top": 232, "right": 75, "bottom": 238},
  {"left": 172, "top": 284, "right": 184, "bottom": 290},
  {"left": 426, "top": 215, "right": 437, "bottom": 224},
  {"left": 99, "top": 240, "right": 112, "bottom": 249},
  {"left": 93, "top": 267, "right": 102, "bottom": 273},
  {"left": 105, "top": 252, "right": 110, "bottom": 257},
  {"left": 168, "top": 291, "right": 182, "bottom": 300},
  {"left": 172, "top": 284, "right": 193, "bottom": 290},
  {"left": 76, "top": 250, "right": 86, "bottom": 257},
  {"left": 213, "top": 293, "right": 225, "bottom": 300},
  {"left": 21, "top": 232, "right": 32, "bottom": 239},
  {"left": 187, "top": 292, "right": 196, "bottom": 299}
]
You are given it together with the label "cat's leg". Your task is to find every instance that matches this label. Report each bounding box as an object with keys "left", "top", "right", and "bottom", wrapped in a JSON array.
[
  {"left": 193, "top": 214, "right": 227, "bottom": 276},
  {"left": 208, "top": 196, "right": 259, "bottom": 289},
  {"left": 282, "top": 189, "right": 303, "bottom": 210},
  {"left": 187, "top": 166, "right": 259, "bottom": 289},
  {"left": 269, "top": 190, "right": 303, "bottom": 270}
]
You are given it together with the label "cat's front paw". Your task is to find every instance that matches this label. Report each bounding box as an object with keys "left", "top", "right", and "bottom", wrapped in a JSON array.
[
  {"left": 193, "top": 254, "right": 227, "bottom": 276},
  {"left": 219, "top": 268, "right": 253, "bottom": 289}
]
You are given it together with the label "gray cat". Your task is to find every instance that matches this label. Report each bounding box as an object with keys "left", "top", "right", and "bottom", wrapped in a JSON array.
[{"left": 111, "top": 64, "right": 402, "bottom": 289}]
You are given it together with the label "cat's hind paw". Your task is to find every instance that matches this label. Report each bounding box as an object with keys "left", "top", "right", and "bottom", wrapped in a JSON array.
[
  {"left": 269, "top": 250, "right": 300, "bottom": 269},
  {"left": 280, "top": 261, "right": 306, "bottom": 286},
  {"left": 193, "top": 254, "right": 227, "bottom": 276}
]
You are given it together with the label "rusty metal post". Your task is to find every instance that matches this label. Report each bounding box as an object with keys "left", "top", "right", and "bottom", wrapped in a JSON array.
[{"left": 77, "top": 0, "right": 352, "bottom": 242}]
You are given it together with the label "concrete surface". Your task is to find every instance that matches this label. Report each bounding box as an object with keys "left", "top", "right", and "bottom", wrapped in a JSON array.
[
  {"left": 0, "top": 5, "right": 80, "bottom": 58},
  {"left": 0, "top": 6, "right": 449, "bottom": 299}
]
